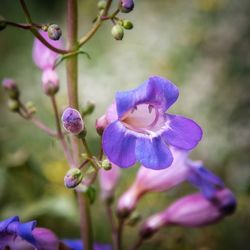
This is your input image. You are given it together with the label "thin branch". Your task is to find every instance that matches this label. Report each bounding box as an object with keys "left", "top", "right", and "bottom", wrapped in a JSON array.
[
  {"left": 78, "top": 0, "right": 114, "bottom": 47},
  {"left": 50, "top": 95, "right": 75, "bottom": 167},
  {"left": 115, "top": 218, "right": 125, "bottom": 250}
]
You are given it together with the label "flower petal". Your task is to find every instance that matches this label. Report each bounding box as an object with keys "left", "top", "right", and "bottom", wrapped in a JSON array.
[
  {"left": 163, "top": 114, "right": 203, "bottom": 150},
  {"left": 135, "top": 136, "right": 173, "bottom": 170},
  {"left": 102, "top": 121, "right": 137, "bottom": 168},
  {"left": 116, "top": 76, "right": 179, "bottom": 118},
  {"left": 188, "top": 164, "right": 224, "bottom": 199},
  {"left": 17, "top": 221, "right": 37, "bottom": 246},
  {"left": 0, "top": 216, "right": 19, "bottom": 232}
]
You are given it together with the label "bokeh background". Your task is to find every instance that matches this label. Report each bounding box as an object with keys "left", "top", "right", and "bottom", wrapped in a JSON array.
[{"left": 0, "top": 0, "right": 250, "bottom": 249}]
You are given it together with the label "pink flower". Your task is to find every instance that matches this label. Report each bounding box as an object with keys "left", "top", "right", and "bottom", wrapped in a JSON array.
[
  {"left": 117, "top": 147, "right": 223, "bottom": 217},
  {"left": 140, "top": 188, "right": 236, "bottom": 238},
  {"left": 99, "top": 164, "right": 120, "bottom": 202}
]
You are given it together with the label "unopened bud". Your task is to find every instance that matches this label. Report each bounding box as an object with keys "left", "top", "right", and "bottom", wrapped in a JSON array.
[
  {"left": 119, "top": 0, "right": 134, "bottom": 13},
  {"left": 101, "top": 159, "right": 112, "bottom": 170},
  {"left": 42, "top": 69, "right": 59, "bottom": 96},
  {"left": 127, "top": 211, "right": 141, "bottom": 227},
  {"left": 26, "top": 101, "right": 36, "bottom": 115},
  {"left": 47, "top": 24, "right": 62, "bottom": 40},
  {"left": 96, "top": 115, "right": 108, "bottom": 135},
  {"left": 0, "top": 16, "right": 7, "bottom": 31},
  {"left": 64, "top": 168, "right": 83, "bottom": 189},
  {"left": 111, "top": 25, "right": 124, "bottom": 40},
  {"left": 122, "top": 20, "right": 133, "bottom": 30},
  {"left": 8, "top": 99, "right": 19, "bottom": 112},
  {"left": 2, "top": 78, "right": 20, "bottom": 99},
  {"left": 98, "top": 0, "right": 106, "bottom": 10},
  {"left": 62, "top": 107, "right": 85, "bottom": 135},
  {"left": 82, "top": 101, "right": 95, "bottom": 116}
]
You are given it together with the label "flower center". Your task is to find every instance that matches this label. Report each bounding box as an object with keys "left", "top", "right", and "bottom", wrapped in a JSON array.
[{"left": 121, "top": 104, "right": 163, "bottom": 134}]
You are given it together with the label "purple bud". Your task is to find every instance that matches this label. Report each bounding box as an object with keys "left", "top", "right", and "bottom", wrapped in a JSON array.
[
  {"left": 96, "top": 115, "right": 108, "bottom": 135},
  {"left": 42, "top": 69, "right": 59, "bottom": 96},
  {"left": 62, "top": 107, "right": 84, "bottom": 135},
  {"left": 119, "top": 0, "right": 134, "bottom": 13},
  {"left": 47, "top": 24, "right": 62, "bottom": 41},
  {"left": 140, "top": 189, "right": 236, "bottom": 238},
  {"left": 2, "top": 78, "right": 19, "bottom": 99},
  {"left": 64, "top": 168, "right": 83, "bottom": 189}
]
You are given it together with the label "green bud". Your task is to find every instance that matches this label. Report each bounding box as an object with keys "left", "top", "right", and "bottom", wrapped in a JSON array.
[
  {"left": 127, "top": 211, "right": 141, "bottom": 226},
  {"left": 47, "top": 24, "right": 62, "bottom": 40},
  {"left": 98, "top": 0, "right": 107, "bottom": 10},
  {"left": 86, "top": 186, "right": 96, "bottom": 204},
  {"left": 82, "top": 101, "right": 95, "bottom": 116},
  {"left": 122, "top": 20, "right": 133, "bottom": 30},
  {"left": 0, "top": 16, "right": 7, "bottom": 31},
  {"left": 64, "top": 168, "right": 83, "bottom": 189},
  {"left": 111, "top": 25, "right": 124, "bottom": 40},
  {"left": 26, "top": 101, "right": 36, "bottom": 115},
  {"left": 8, "top": 99, "right": 19, "bottom": 112},
  {"left": 101, "top": 159, "right": 112, "bottom": 170},
  {"left": 41, "top": 25, "right": 48, "bottom": 31}
]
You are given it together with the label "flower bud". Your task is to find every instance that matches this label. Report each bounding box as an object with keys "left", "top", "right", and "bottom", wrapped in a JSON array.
[
  {"left": 2, "top": 78, "right": 20, "bottom": 99},
  {"left": 101, "top": 159, "right": 112, "bottom": 170},
  {"left": 96, "top": 115, "right": 108, "bottom": 135},
  {"left": 119, "top": 0, "right": 134, "bottom": 13},
  {"left": 42, "top": 69, "right": 59, "bottom": 96},
  {"left": 140, "top": 189, "right": 236, "bottom": 239},
  {"left": 8, "top": 99, "right": 19, "bottom": 112},
  {"left": 0, "top": 16, "right": 7, "bottom": 31},
  {"left": 98, "top": 0, "right": 106, "bottom": 10},
  {"left": 122, "top": 20, "right": 133, "bottom": 30},
  {"left": 64, "top": 168, "right": 83, "bottom": 189},
  {"left": 111, "top": 25, "right": 124, "bottom": 40},
  {"left": 82, "top": 101, "right": 95, "bottom": 116},
  {"left": 47, "top": 24, "right": 62, "bottom": 40},
  {"left": 127, "top": 211, "right": 141, "bottom": 227},
  {"left": 62, "top": 107, "right": 85, "bottom": 135}
]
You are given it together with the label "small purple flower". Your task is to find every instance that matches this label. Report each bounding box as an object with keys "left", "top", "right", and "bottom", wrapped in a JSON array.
[
  {"left": 99, "top": 163, "right": 120, "bottom": 202},
  {"left": 33, "top": 31, "right": 62, "bottom": 70},
  {"left": 2, "top": 78, "right": 16, "bottom": 90},
  {"left": 102, "top": 76, "right": 202, "bottom": 170},
  {"left": 63, "top": 240, "right": 112, "bottom": 250},
  {"left": 0, "top": 216, "right": 61, "bottom": 250},
  {"left": 117, "top": 147, "right": 223, "bottom": 217},
  {"left": 140, "top": 188, "right": 236, "bottom": 238},
  {"left": 62, "top": 107, "right": 84, "bottom": 135}
]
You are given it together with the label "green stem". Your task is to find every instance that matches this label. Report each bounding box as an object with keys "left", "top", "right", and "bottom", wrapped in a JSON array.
[{"left": 66, "top": 1, "right": 93, "bottom": 249}]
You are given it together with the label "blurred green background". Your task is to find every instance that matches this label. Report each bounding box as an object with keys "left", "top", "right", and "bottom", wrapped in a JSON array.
[{"left": 0, "top": 0, "right": 250, "bottom": 249}]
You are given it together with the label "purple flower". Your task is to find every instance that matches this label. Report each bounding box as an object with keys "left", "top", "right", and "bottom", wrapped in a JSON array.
[
  {"left": 33, "top": 31, "right": 62, "bottom": 70},
  {"left": 99, "top": 164, "right": 120, "bottom": 202},
  {"left": 102, "top": 76, "right": 202, "bottom": 170},
  {"left": 62, "top": 108, "right": 85, "bottom": 135},
  {"left": 140, "top": 188, "right": 236, "bottom": 238},
  {"left": 63, "top": 240, "right": 112, "bottom": 250},
  {"left": 117, "top": 147, "right": 223, "bottom": 217},
  {"left": 0, "top": 216, "right": 62, "bottom": 250}
]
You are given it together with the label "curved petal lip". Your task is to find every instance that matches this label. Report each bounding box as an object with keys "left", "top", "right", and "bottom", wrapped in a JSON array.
[
  {"left": 163, "top": 114, "right": 203, "bottom": 150},
  {"left": 102, "top": 121, "right": 137, "bottom": 168}
]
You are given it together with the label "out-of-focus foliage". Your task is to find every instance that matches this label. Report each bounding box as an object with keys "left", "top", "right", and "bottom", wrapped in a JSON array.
[{"left": 0, "top": 0, "right": 250, "bottom": 249}]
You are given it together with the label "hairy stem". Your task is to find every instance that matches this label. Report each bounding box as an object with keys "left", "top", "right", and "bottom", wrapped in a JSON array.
[
  {"left": 116, "top": 218, "right": 125, "bottom": 250},
  {"left": 66, "top": 1, "right": 93, "bottom": 249}
]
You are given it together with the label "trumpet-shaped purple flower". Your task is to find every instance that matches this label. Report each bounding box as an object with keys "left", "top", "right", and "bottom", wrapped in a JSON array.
[
  {"left": 117, "top": 147, "right": 223, "bottom": 217},
  {"left": 140, "top": 188, "right": 236, "bottom": 238},
  {"left": 102, "top": 76, "right": 202, "bottom": 170}
]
